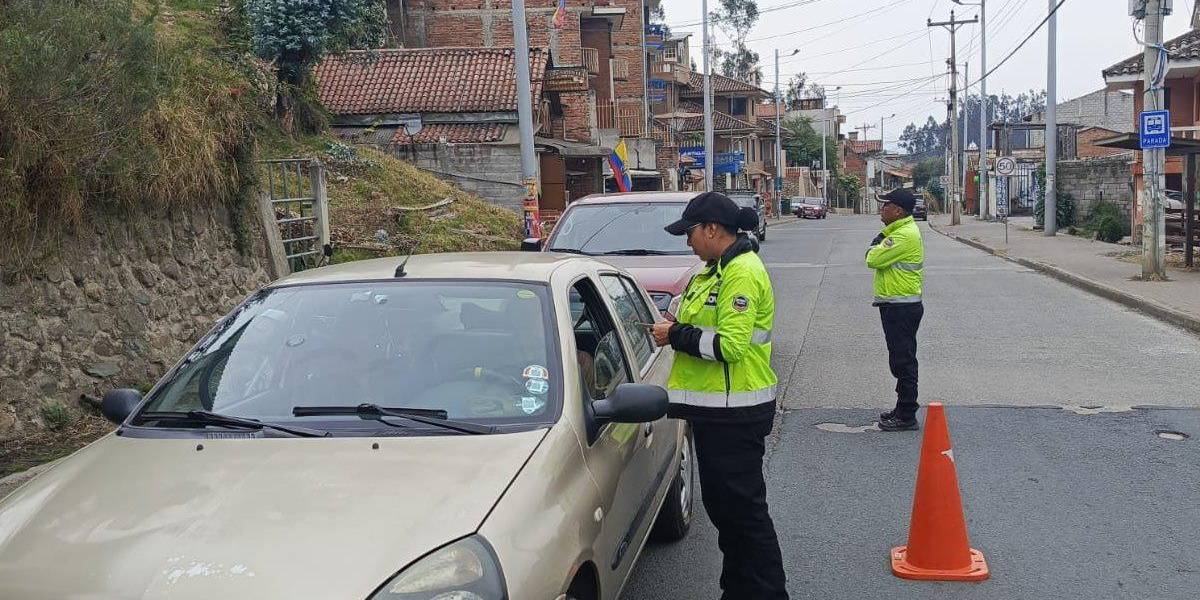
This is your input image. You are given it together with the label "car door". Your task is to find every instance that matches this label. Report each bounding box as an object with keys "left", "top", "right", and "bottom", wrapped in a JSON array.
[{"left": 567, "top": 276, "right": 658, "bottom": 594}]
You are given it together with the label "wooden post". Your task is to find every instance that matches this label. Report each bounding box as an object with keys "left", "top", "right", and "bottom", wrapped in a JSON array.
[
  {"left": 309, "top": 159, "right": 331, "bottom": 257},
  {"left": 256, "top": 192, "right": 291, "bottom": 280}
]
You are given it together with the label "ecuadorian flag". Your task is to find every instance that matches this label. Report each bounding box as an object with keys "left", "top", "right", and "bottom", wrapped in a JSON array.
[{"left": 609, "top": 139, "right": 632, "bottom": 192}]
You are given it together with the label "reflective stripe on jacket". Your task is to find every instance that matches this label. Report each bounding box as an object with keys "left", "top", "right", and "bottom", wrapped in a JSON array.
[
  {"left": 866, "top": 215, "right": 924, "bottom": 305},
  {"left": 666, "top": 235, "right": 778, "bottom": 421}
]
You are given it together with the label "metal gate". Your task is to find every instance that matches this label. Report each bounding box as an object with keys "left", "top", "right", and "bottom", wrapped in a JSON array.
[
  {"left": 258, "top": 159, "right": 330, "bottom": 274},
  {"left": 997, "top": 160, "right": 1039, "bottom": 216}
]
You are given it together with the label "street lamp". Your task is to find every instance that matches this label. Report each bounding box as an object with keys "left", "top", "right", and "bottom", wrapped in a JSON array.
[{"left": 953, "top": 0, "right": 988, "bottom": 219}]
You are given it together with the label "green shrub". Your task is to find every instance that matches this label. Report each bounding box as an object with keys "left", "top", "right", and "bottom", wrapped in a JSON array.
[
  {"left": 39, "top": 403, "right": 76, "bottom": 430},
  {"left": 1087, "top": 201, "right": 1129, "bottom": 243}
]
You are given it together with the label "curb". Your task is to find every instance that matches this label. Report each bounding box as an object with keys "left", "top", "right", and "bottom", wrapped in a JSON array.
[{"left": 929, "top": 223, "right": 1200, "bottom": 336}]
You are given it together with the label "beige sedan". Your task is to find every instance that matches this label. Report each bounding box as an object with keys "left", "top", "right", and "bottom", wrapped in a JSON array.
[{"left": 0, "top": 253, "right": 695, "bottom": 600}]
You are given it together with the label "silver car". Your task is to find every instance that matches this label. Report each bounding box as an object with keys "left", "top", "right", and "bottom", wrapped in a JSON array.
[{"left": 0, "top": 253, "right": 695, "bottom": 600}]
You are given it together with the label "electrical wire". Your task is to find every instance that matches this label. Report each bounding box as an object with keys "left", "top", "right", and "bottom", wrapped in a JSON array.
[
  {"left": 966, "top": 0, "right": 1069, "bottom": 88},
  {"left": 667, "top": 0, "right": 828, "bottom": 29},
  {"left": 745, "top": 0, "right": 913, "bottom": 43}
]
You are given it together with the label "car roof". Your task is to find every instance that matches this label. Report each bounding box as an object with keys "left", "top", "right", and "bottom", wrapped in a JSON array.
[
  {"left": 271, "top": 252, "right": 592, "bottom": 287},
  {"left": 572, "top": 191, "right": 695, "bottom": 205}
]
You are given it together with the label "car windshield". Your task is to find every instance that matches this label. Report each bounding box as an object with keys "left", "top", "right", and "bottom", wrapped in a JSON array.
[
  {"left": 798, "top": 198, "right": 825, "bottom": 206},
  {"left": 136, "top": 282, "right": 559, "bottom": 432},
  {"left": 729, "top": 195, "right": 757, "bottom": 209},
  {"left": 547, "top": 202, "right": 691, "bottom": 255}
]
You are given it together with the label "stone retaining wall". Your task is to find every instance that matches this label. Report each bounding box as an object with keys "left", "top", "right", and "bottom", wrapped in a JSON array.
[
  {"left": 1057, "top": 156, "right": 1135, "bottom": 221},
  {"left": 0, "top": 205, "right": 272, "bottom": 441}
]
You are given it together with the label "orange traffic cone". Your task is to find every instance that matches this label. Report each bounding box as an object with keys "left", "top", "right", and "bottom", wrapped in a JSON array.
[{"left": 890, "top": 402, "right": 989, "bottom": 581}]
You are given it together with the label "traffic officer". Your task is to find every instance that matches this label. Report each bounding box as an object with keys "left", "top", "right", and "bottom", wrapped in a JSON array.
[
  {"left": 867, "top": 187, "right": 926, "bottom": 432},
  {"left": 650, "top": 191, "right": 788, "bottom": 600}
]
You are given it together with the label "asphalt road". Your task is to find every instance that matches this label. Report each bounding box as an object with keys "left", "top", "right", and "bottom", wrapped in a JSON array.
[{"left": 622, "top": 214, "right": 1200, "bottom": 599}]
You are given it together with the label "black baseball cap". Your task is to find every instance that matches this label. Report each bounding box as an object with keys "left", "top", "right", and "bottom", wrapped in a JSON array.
[
  {"left": 665, "top": 191, "right": 747, "bottom": 235},
  {"left": 877, "top": 187, "right": 917, "bottom": 213}
]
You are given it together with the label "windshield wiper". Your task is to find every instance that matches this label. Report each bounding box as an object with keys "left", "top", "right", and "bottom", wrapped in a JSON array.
[
  {"left": 135, "top": 410, "right": 330, "bottom": 438},
  {"left": 600, "top": 249, "right": 672, "bottom": 256},
  {"left": 292, "top": 404, "right": 496, "bottom": 435},
  {"left": 546, "top": 247, "right": 591, "bottom": 255}
]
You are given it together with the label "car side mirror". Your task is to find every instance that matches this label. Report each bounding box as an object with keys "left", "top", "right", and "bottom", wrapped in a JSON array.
[
  {"left": 102, "top": 388, "right": 142, "bottom": 425},
  {"left": 592, "top": 383, "right": 668, "bottom": 424},
  {"left": 520, "top": 238, "right": 543, "bottom": 252}
]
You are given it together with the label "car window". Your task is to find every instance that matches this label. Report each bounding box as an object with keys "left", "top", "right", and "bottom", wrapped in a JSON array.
[
  {"left": 138, "top": 282, "right": 559, "bottom": 430},
  {"left": 548, "top": 202, "right": 690, "bottom": 255},
  {"left": 570, "top": 279, "right": 632, "bottom": 402},
  {"left": 729, "top": 195, "right": 758, "bottom": 209},
  {"left": 600, "top": 274, "right": 655, "bottom": 369}
]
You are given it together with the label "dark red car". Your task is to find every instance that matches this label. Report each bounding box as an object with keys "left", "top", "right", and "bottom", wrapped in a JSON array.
[
  {"left": 523, "top": 192, "right": 703, "bottom": 316},
  {"left": 793, "top": 196, "right": 828, "bottom": 219}
]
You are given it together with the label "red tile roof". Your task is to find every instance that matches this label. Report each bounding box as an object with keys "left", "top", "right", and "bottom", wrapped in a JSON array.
[
  {"left": 390, "top": 122, "right": 506, "bottom": 145},
  {"left": 1104, "top": 29, "right": 1200, "bottom": 78},
  {"left": 849, "top": 139, "right": 883, "bottom": 154},
  {"left": 657, "top": 111, "right": 758, "bottom": 133},
  {"left": 683, "top": 72, "right": 769, "bottom": 96},
  {"left": 315, "top": 47, "right": 550, "bottom": 115}
]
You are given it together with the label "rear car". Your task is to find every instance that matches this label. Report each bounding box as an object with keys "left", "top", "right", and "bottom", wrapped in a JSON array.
[
  {"left": 726, "top": 189, "right": 768, "bottom": 242},
  {"left": 525, "top": 192, "right": 705, "bottom": 317},
  {"left": 0, "top": 253, "right": 695, "bottom": 600},
  {"left": 913, "top": 194, "right": 928, "bottom": 220},
  {"left": 794, "top": 197, "right": 828, "bottom": 219}
]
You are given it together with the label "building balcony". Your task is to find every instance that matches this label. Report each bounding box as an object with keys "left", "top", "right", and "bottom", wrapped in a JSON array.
[
  {"left": 597, "top": 103, "right": 646, "bottom": 138},
  {"left": 611, "top": 57, "right": 630, "bottom": 81},
  {"left": 582, "top": 48, "right": 600, "bottom": 76}
]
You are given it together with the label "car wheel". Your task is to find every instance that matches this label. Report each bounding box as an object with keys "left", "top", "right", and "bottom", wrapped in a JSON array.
[{"left": 651, "top": 426, "right": 695, "bottom": 542}]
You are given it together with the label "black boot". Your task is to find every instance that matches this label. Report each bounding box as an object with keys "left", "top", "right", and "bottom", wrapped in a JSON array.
[{"left": 878, "top": 415, "right": 919, "bottom": 432}]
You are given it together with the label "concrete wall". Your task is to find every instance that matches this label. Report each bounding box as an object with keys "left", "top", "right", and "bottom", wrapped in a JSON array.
[
  {"left": 0, "top": 206, "right": 272, "bottom": 440},
  {"left": 1057, "top": 155, "right": 1135, "bottom": 222},
  {"left": 392, "top": 143, "right": 526, "bottom": 212}
]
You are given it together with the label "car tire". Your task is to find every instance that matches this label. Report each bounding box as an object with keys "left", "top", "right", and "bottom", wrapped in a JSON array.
[{"left": 650, "top": 426, "right": 695, "bottom": 543}]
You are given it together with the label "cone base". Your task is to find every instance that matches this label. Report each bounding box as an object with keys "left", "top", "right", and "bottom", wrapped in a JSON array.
[{"left": 890, "top": 546, "right": 990, "bottom": 581}]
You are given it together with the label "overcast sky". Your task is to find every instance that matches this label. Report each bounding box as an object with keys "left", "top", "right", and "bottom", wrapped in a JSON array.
[{"left": 659, "top": 0, "right": 1194, "bottom": 150}]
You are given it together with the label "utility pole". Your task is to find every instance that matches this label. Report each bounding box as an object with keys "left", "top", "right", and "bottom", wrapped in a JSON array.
[
  {"left": 961, "top": 61, "right": 970, "bottom": 205},
  {"left": 954, "top": 0, "right": 988, "bottom": 220},
  {"left": 1044, "top": 0, "right": 1057, "bottom": 236},
  {"left": 702, "top": 0, "right": 714, "bottom": 190},
  {"left": 775, "top": 48, "right": 783, "bottom": 214},
  {"left": 512, "top": 0, "right": 540, "bottom": 237},
  {"left": 1141, "top": 0, "right": 1167, "bottom": 275},
  {"left": 879, "top": 112, "right": 895, "bottom": 191},
  {"left": 821, "top": 118, "right": 828, "bottom": 203},
  {"left": 929, "top": 9, "right": 978, "bottom": 226}
]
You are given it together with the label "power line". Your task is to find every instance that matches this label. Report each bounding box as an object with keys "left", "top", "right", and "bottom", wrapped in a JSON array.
[
  {"left": 731, "top": 0, "right": 913, "bottom": 43},
  {"left": 667, "top": 0, "right": 828, "bottom": 29},
  {"left": 792, "top": 59, "right": 941, "bottom": 77},
  {"left": 967, "top": 0, "right": 1068, "bottom": 87}
]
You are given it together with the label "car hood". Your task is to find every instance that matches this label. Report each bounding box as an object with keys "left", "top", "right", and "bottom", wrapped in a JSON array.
[
  {"left": 596, "top": 254, "right": 704, "bottom": 295},
  {"left": 0, "top": 429, "right": 547, "bottom": 600}
]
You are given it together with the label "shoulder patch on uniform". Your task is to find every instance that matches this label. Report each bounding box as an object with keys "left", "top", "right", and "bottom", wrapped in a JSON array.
[
  {"left": 732, "top": 295, "right": 750, "bottom": 312},
  {"left": 883, "top": 237, "right": 895, "bottom": 247}
]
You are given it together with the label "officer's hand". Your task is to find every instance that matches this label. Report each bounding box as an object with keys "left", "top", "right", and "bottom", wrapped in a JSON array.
[
  {"left": 650, "top": 321, "right": 672, "bottom": 347},
  {"left": 870, "top": 233, "right": 885, "bottom": 246}
]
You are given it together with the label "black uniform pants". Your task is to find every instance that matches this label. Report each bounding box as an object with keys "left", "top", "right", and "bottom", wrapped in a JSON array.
[
  {"left": 691, "top": 409, "right": 788, "bottom": 600},
  {"left": 879, "top": 302, "right": 924, "bottom": 420}
]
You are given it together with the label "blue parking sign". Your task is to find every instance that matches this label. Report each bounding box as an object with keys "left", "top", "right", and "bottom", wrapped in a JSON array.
[{"left": 1140, "top": 110, "right": 1171, "bottom": 149}]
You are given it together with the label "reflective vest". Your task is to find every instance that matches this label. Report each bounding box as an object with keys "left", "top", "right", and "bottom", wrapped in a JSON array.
[
  {"left": 667, "top": 238, "right": 778, "bottom": 416},
  {"left": 866, "top": 215, "right": 924, "bottom": 305}
]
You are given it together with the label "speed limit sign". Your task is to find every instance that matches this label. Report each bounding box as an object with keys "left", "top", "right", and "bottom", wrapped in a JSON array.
[{"left": 995, "top": 156, "right": 1017, "bottom": 177}]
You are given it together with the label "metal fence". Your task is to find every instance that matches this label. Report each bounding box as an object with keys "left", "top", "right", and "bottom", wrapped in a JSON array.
[{"left": 258, "top": 158, "right": 330, "bottom": 274}]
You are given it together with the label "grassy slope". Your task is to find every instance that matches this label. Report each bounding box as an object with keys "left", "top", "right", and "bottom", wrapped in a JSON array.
[{"left": 0, "top": 0, "right": 520, "bottom": 478}]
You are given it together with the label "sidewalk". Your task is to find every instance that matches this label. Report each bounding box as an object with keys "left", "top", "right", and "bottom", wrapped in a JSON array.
[{"left": 929, "top": 214, "right": 1200, "bottom": 334}]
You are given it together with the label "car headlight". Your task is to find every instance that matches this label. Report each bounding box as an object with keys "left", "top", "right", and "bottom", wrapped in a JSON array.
[{"left": 369, "top": 536, "right": 506, "bottom": 600}]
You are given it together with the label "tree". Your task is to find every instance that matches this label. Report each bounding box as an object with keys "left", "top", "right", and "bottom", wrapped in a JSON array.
[
  {"left": 712, "top": 0, "right": 761, "bottom": 83},
  {"left": 898, "top": 116, "right": 946, "bottom": 155},
  {"left": 784, "top": 73, "right": 807, "bottom": 109},
  {"left": 911, "top": 157, "right": 945, "bottom": 189},
  {"left": 246, "top": 0, "right": 386, "bottom": 132},
  {"left": 781, "top": 115, "right": 839, "bottom": 173},
  {"left": 896, "top": 89, "right": 1048, "bottom": 155}
]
